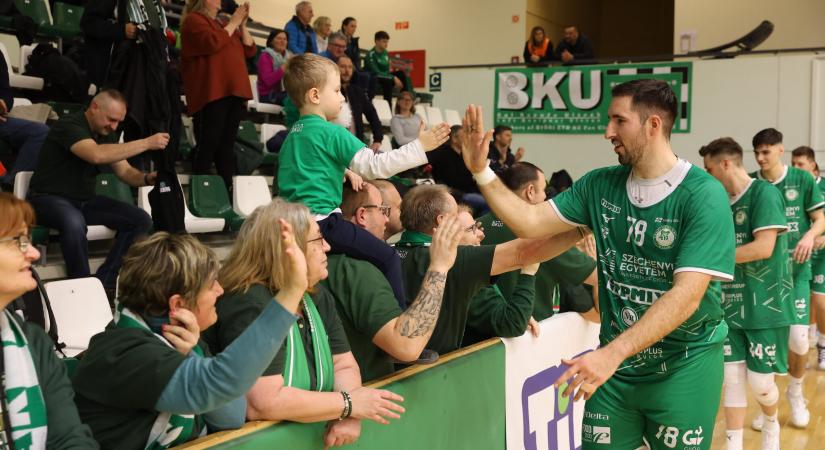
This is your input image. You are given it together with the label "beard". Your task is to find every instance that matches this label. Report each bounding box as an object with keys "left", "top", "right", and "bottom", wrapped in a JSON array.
[{"left": 615, "top": 131, "right": 647, "bottom": 166}]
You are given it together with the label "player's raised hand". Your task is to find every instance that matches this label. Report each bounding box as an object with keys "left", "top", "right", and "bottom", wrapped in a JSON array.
[{"left": 461, "top": 105, "right": 494, "bottom": 174}]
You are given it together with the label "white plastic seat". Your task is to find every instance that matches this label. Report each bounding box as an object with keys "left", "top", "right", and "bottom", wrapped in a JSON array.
[
  {"left": 415, "top": 108, "right": 429, "bottom": 127},
  {"left": 380, "top": 135, "right": 392, "bottom": 152},
  {"left": 138, "top": 186, "right": 225, "bottom": 233},
  {"left": 425, "top": 106, "right": 444, "bottom": 125},
  {"left": 260, "top": 123, "right": 287, "bottom": 144},
  {"left": 14, "top": 171, "right": 116, "bottom": 240},
  {"left": 45, "top": 277, "right": 113, "bottom": 357},
  {"left": 19, "top": 44, "right": 35, "bottom": 74},
  {"left": 233, "top": 176, "right": 271, "bottom": 217},
  {"left": 372, "top": 98, "right": 392, "bottom": 127},
  {"left": 0, "top": 42, "right": 43, "bottom": 90},
  {"left": 12, "top": 97, "right": 33, "bottom": 107},
  {"left": 444, "top": 109, "right": 461, "bottom": 127},
  {"left": 248, "top": 75, "right": 283, "bottom": 115}
]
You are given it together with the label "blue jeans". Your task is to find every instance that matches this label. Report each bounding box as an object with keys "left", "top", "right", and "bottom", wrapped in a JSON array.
[
  {"left": 28, "top": 194, "right": 152, "bottom": 290},
  {"left": 0, "top": 117, "right": 49, "bottom": 186},
  {"left": 318, "top": 213, "right": 408, "bottom": 308}
]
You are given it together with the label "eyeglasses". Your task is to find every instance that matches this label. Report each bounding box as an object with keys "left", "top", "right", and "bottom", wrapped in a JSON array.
[
  {"left": 307, "top": 235, "right": 325, "bottom": 245},
  {"left": 0, "top": 234, "right": 32, "bottom": 253},
  {"left": 362, "top": 204, "right": 391, "bottom": 217},
  {"left": 329, "top": 42, "right": 346, "bottom": 49},
  {"left": 464, "top": 222, "right": 484, "bottom": 233}
]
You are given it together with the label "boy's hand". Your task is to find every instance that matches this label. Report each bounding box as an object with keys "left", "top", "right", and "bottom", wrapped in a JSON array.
[{"left": 418, "top": 121, "right": 450, "bottom": 152}]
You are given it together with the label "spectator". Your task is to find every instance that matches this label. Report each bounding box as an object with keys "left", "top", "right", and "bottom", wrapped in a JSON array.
[
  {"left": 390, "top": 91, "right": 422, "bottom": 146},
  {"left": 476, "top": 162, "right": 599, "bottom": 322},
  {"left": 284, "top": 1, "right": 317, "bottom": 55},
  {"left": 488, "top": 125, "right": 524, "bottom": 173},
  {"left": 204, "top": 199, "right": 405, "bottom": 448},
  {"left": 80, "top": 0, "right": 141, "bottom": 88},
  {"left": 181, "top": 1, "right": 256, "bottom": 191},
  {"left": 278, "top": 53, "right": 450, "bottom": 309},
  {"left": 371, "top": 179, "right": 405, "bottom": 240},
  {"left": 365, "top": 31, "right": 413, "bottom": 106},
  {"left": 555, "top": 26, "right": 595, "bottom": 64},
  {"left": 341, "top": 17, "right": 361, "bottom": 68},
  {"left": 339, "top": 56, "right": 383, "bottom": 150},
  {"left": 523, "top": 26, "right": 554, "bottom": 65},
  {"left": 0, "top": 193, "right": 99, "bottom": 449},
  {"left": 313, "top": 15, "right": 332, "bottom": 53},
  {"left": 27, "top": 90, "right": 164, "bottom": 295},
  {"left": 257, "top": 29, "right": 292, "bottom": 105},
  {"left": 0, "top": 51, "right": 48, "bottom": 190},
  {"left": 73, "top": 231, "right": 303, "bottom": 449},
  {"left": 427, "top": 125, "right": 488, "bottom": 214},
  {"left": 322, "top": 182, "right": 461, "bottom": 380},
  {"left": 320, "top": 31, "right": 348, "bottom": 62},
  {"left": 460, "top": 204, "right": 541, "bottom": 346},
  {"left": 395, "top": 184, "right": 583, "bottom": 353}
]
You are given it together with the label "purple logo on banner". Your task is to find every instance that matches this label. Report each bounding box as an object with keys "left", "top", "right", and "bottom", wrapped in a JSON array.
[{"left": 521, "top": 351, "right": 589, "bottom": 450}]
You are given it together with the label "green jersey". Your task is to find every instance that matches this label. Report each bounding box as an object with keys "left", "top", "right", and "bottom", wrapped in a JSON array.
[
  {"left": 752, "top": 166, "right": 825, "bottom": 281},
  {"left": 813, "top": 176, "right": 825, "bottom": 262},
  {"left": 722, "top": 179, "right": 793, "bottom": 329},
  {"left": 552, "top": 162, "right": 734, "bottom": 381}
]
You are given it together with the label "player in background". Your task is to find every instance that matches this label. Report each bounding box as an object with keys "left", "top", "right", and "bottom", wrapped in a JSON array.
[
  {"left": 751, "top": 129, "right": 825, "bottom": 429},
  {"left": 701, "top": 137, "right": 791, "bottom": 450}
]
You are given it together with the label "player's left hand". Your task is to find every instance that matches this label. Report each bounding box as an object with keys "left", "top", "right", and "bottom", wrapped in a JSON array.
[
  {"left": 324, "top": 417, "right": 361, "bottom": 449},
  {"left": 794, "top": 234, "right": 815, "bottom": 263},
  {"left": 554, "top": 347, "right": 622, "bottom": 401}
]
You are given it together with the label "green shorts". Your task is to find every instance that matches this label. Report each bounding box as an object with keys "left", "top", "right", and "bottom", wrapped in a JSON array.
[
  {"left": 811, "top": 257, "right": 825, "bottom": 296},
  {"left": 582, "top": 346, "right": 723, "bottom": 450},
  {"left": 792, "top": 277, "right": 810, "bottom": 324},
  {"left": 724, "top": 327, "right": 789, "bottom": 374}
]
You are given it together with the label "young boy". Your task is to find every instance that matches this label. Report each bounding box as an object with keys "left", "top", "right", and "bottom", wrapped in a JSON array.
[
  {"left": 364, "top": 31, "right": 413, "bottom": 107},
  {"left": 278, "top": 53, "right": 449, "bottom": 308}
]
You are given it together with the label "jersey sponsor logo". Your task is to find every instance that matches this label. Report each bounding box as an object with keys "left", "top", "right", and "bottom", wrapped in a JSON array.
[
  {"left": 815, "top": 275, "right": 825, "bottom": 284},
  {"left": 290, "top": 123, "right": 304, "bottom": 133},
  {"left": 492, "top": 220, "right": 504, "bottom": 228},
  {"left": 786, "top": 188, "right": 799, "bottom": 201},
  {"left": 788, "top": 221, "right": 799, "bottom": 233},
  {"left": 592, "top": 426, "right": 611, "bottom": 444},
  {"left": 606, "top": 277, "right": 665, "bottom": 305},
  {"left": 621, "top": 306, "right": 638, "bottom": 326},
  {"left": 583, "top": 411, "right": 610, "bottom": 421},
  {"left": 723, "top": 344, "right": 732, "bottom": 356},
  {"left": 655, "top": 425, "right": 705, "bottom": 449},
  {"left": 653, "top": 225, "right": 677, "bottom": 249},
  {"left": 601, "top": 213, "right": 615, "bottom": 223},
  {"left": 600, "top": 198, "right": 621, "bottom": 214},
  {"left": 735, "top": 210, "right": 747, "bottom": 225}
]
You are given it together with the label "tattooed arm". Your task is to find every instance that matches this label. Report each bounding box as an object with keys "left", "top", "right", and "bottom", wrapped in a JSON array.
[{"left": 372, "top": 216, "right": 463, "bottom": 362}]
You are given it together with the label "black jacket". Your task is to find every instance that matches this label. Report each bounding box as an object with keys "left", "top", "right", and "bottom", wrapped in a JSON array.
[
  {"left": 80, "top": 0, "right": 128, "bottom": 87},
  {"left": 344, "top": 81, "right": 383, "bottom": 144},
  {"left": 555, "top": 34, "right": 595, "bottom": 64},
  {"left": 345, "top": 35, "right": 361, "bottom": 69},
  {"left": 0, "top": 50, "right": 12, "bottom": 109}
]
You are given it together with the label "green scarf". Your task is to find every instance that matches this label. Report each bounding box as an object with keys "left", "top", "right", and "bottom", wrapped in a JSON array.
[
  {"left": 283, "top": 294, "right": 334, "bottom": 392},
  {"left": 394, "top": 230, "right": 433, "bottom": 248},
  {"left": 262, "top": 47, "right": 290, "bottom": 73},
  {"left": 1, "top": 310, "right": 48, "bottom": 449},
  {"left": 113, "top": 305, "right": 204, "bottom": 449}
]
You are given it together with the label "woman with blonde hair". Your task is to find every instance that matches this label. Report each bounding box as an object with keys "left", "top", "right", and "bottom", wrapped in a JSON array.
[
  {"left": 313, "top": 15, "right": 332, "bottom": 53},
  {"left": 72, "top": 223, "right": 306, "bottom": 449},
  {"left": 206, "top": 198, "right": 405, "bottom": 449},
  {"left": 0, "top": 193, "right": 99, "bottom": 449}
]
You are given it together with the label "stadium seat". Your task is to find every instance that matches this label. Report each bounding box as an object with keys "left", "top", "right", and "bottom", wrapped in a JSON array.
[
  {"left": 50, "top": 2, "right": 83, "bottom": 37},
  {"left": 14, "top": 171, "right": 115, "bottom": 240},
  {"left": 138, "top": 185, "right": 226, "bottom": 234},
  {"left": 415, "top": 107, "right": 429, "bottom": 127},
  {"left": 248, "top": 75, "right": 283, "bottom": 115},
  {"left": 233, "top": 176, "right": 271, "bottom": 217},
  {"left": 0, "top": 42, "right": 43, "bottom": 90},
  {"left": 372, "top": 98, "right": 392, "bottom": 127},
  {"left": 15, "top": 0, "right": 53, "bottom": 27},
  {"left": 380, "top": 134, "right": 392, "bottom": 152},
  {"left": 44, "top": 277, "right": 112, "bottom": 357},
  {"left": 237, "top": 120, "right": 259, "bottom": 143},
  {"left": 95, "top": 173, "right": 134, "bottom": 205},
  {"left": 444, "top": 109, "right": 461, "bottom": 127},
  {"left": 425, "top": 106, "right": 444, "bottom": 125},
  {"left": 188, "top": 175, "right": 244, "bottom": 231},
  {"left": 12, "top": 97, "right": 32, "bottom": 107},
  {"left": 259, "top": 123, "right": 285, "bottom": 165}
]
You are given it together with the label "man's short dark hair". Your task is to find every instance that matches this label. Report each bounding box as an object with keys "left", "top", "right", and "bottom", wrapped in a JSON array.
[
  {"left": 792, "top": 145, "right": 816, "bottom": 161},
  {"left": 493, "top": 125, "right": 512, "bottom": 139},
  {"left": 375, "top": 31, "right": 389, "bottom": 41},
  {"left": 501, "top": 162, "right": 543, "bottom": 192},
  {"left": 752, "top": 128, "right": 783, "bottom": 148},
  {"left": 611, "top": 79, "right": 678, "bottom": 140},
  {"left": 342, "top": 17, "right": 356, "bottom": 27},
  {"left": 450, "top": 125, "right": 462, "bottom": 137},
  {"left": 698, "top": 137, "right": 743, "bottom": 164}
]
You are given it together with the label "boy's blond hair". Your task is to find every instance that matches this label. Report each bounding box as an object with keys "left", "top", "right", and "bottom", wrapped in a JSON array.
[{"left": 284, "top": 53, "right": 339, "bottom": 108}]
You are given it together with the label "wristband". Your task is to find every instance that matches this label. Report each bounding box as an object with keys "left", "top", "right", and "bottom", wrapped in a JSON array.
[
  {"left": 339, "top": 391, "right": 352, "bottom": 420},
  {"left": 472, "top": 166, "right": 496, "bottom": 186}
]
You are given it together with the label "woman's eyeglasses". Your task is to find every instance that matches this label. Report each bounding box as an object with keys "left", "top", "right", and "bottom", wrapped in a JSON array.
[{"left": 0, "top": 234, "right": 32, "bottom": 253}]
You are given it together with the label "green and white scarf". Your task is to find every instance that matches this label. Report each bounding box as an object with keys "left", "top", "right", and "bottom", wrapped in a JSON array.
[
  {"left": 262, "top": 48, "right": 291, "bottom": 72},
  {"left": 394, "top": 230, "right": 432, "bottom": 248},
  {"left": 113, "top": 305, "right": 205, "bottom": 450},
  {"left": 283, "top": 295, "right": 334, "bottom": 392},
  {"left": 1, "top": 310, "right": 48, "bottom": 450}
]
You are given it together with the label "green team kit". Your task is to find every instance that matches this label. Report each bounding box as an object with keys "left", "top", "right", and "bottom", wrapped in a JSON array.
[
  {"left": 722, "top": 179, "right": 792, "bottom": 374},
  {"left": 551, "top": 161, "right": 734, "bottom": 450},
  {"left": 811, "top": 176, "right": 825, "bottom": 295},
  {"left": 752, "top": 166, "right": 825, "bottom": 323}
]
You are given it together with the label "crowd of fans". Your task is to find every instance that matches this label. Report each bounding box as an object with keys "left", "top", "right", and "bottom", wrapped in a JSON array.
[{"left": 0, "top": 1, "right": 603, "bottom": 449}]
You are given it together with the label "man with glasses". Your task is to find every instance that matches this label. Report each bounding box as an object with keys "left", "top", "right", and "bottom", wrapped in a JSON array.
[{"left": 320, "top": 32, "right": 348, "bottom": 63}]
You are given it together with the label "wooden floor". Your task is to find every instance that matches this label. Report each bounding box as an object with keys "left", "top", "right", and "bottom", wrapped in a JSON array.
[{"left": 710, "top": 348, "right": 825, "bottom": 449}]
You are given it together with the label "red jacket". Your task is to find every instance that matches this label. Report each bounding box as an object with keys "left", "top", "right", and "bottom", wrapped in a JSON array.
[{"left": 181, "top": 12, "right": 256, "bottom": 114}]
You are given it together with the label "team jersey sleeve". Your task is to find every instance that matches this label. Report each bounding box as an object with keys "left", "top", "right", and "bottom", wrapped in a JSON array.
[
  {"left": 549, "top": 170, "right": 595, "bottom": 229},
  {"left": 803, "top": 172, "right": 825, "bottom": 212},
  {"left": 752, "top": 184, "right": 788, "bottom": 235},
  {"left": 674, "top": 180, "right": 735, "bottom": 281},
  {"left": 330, "top": 123, "right": 369, "bottom": 166}
]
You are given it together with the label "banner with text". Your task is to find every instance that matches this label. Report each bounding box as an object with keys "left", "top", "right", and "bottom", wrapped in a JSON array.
[
  {"left": 494, "top": 62, "right": 692, "bottom": 134},
  {"left": 504, "top": 313, "right": 601, "bottom": 450}
]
